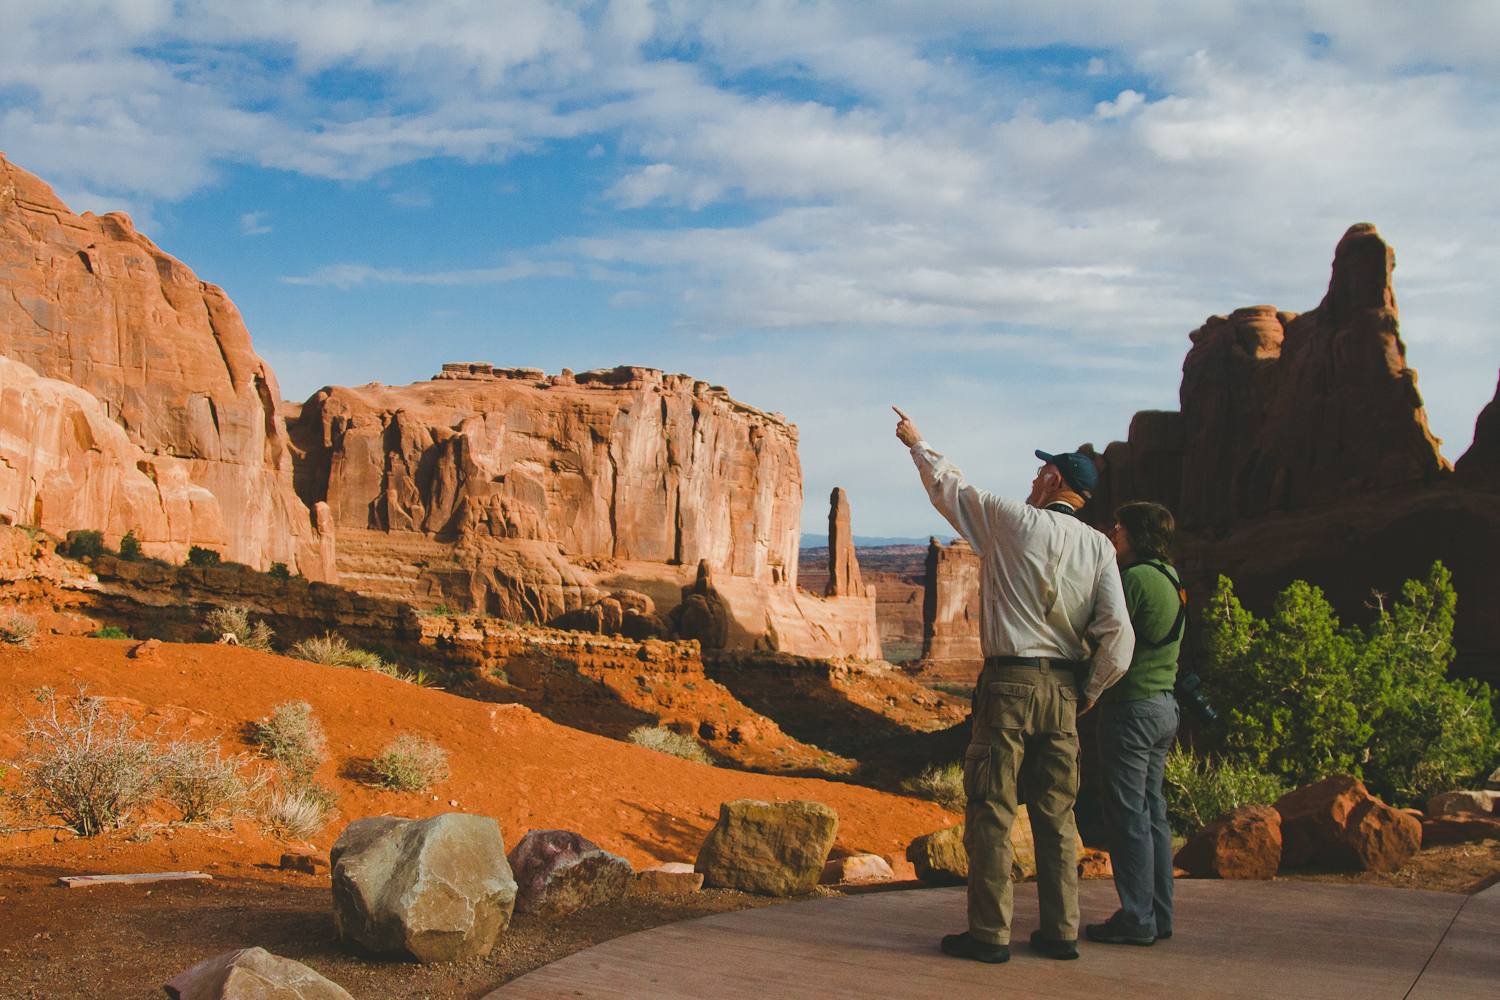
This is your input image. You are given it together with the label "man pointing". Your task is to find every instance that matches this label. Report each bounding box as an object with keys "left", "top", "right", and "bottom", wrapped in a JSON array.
[{"left": 894, "top": 407, "right": 1133, "bottom": 964}]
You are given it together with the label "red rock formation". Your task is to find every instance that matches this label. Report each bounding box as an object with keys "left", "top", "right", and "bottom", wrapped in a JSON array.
[
  {"left": 914, "top": 537, "right": 982, "bottom": 682},
  {"left": 824, "top": 488, "right": 863, "bottom": 598},
  {"left": 0, "top": 155, "right": 325, "bottom": 575},
  {"left": 1274, "top": 774, "right": 1421, "bottom": 873}
]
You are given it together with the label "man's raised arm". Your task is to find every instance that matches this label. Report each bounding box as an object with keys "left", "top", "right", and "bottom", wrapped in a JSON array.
[{"left": 893, "top": 406, "right": 995, "bottom": 551}]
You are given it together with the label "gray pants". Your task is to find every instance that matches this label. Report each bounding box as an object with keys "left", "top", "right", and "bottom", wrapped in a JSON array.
[
  {"left": 1097, "top": 692, "right": 1179, "bottom": 937},
  {"left": 963, "top": 661, "right": 1081, "bottom": 945}
]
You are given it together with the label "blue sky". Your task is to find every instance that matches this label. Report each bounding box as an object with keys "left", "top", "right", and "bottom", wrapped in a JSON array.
[{"left": 3, "top": 1, "right": 1499, "bottom": 537}]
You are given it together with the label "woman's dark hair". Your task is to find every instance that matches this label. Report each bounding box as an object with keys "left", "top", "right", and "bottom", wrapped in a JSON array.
[{"left": 1114, "top": 501, "right": 1175, "bottom": 564}]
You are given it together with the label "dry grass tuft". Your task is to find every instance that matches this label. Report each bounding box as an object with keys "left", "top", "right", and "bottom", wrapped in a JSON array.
[
  {"left": 371, "top": 733, "right": 450, "bottom": 792},
  {"left": 0, "top": 611, "right": 39, "bottom": 648},
  {"left": 202, "top": 606, "right": 275, "bottom": 652},
  {"left": 248, "top": 701, "right": 327, "bottom": 780},
  {"left": 627, "top": 725, "right": 714, "bottom": 765},
  {"left": 901, "top": 762, "right": 966, "bottom": 812}
]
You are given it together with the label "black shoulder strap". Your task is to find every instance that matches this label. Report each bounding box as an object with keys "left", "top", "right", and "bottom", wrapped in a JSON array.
[{"left": 1133, "top": 560, "right": 1187, "bottom": 649}]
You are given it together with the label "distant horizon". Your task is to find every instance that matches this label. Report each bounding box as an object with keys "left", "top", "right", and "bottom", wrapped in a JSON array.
[{"left": 800, "top": 534, "right": 959, "bottom": 550}]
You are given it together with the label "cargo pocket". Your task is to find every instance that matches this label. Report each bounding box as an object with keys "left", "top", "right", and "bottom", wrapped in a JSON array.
[
  {"left": 962, "top": 742, "right": 990, "bottom": 805},
  {"left": 1058, "top": 685, "right": 1078, "bottom": 736},
  {"left": 987, "top": 681, "right": 1034, "bottom": 731}
]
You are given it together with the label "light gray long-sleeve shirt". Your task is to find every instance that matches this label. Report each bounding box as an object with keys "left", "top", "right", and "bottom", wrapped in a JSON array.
[{"left": 910, "top": 440, "right": 1133, "bottom": 703}]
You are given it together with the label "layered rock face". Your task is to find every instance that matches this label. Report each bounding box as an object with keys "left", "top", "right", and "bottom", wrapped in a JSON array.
[
  {"left": 288, "top": 368, "right": 878, "bottom": 656},
  {"left": 914, "top": 537, "right": 982, "bottom": 682},
  {"left": 0, "top": 155, "right": 325, "bottom": 575}
]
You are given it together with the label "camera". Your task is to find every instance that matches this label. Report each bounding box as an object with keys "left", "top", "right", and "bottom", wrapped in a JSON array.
[{"left": 1174, "top": 670, "right": 1218, "bottom": 726}]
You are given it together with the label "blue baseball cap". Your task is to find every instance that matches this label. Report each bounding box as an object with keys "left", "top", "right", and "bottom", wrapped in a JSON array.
[{"left": 1035, "top": 449, "right": 1098, "bottom": 497}]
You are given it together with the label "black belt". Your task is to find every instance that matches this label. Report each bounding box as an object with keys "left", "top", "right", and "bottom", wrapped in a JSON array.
[{"left": 984, "top": 655, "right": 1085, "bottom": 671}]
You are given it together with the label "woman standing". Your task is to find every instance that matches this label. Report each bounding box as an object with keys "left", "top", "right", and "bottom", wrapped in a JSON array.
[{"left": 1086, "top": 501, "right": 1183, "bottom": 946}]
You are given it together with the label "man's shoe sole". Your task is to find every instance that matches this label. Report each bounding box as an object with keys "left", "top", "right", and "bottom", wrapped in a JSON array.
[
  {"left": 940, "top": 933, "right": 1011, "bottom": 964},
  {"left": 1085, "top": 925, "right": 1156, "bottom": 946}
]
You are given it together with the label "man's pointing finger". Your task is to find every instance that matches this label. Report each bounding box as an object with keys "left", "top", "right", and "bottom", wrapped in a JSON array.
[{"left": 893, "top": 406, "right": 909, "bottom": 420}]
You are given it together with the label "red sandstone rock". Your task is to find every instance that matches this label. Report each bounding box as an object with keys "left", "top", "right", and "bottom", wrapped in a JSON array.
[
  {"left": 1173, "top": 805, "right": 1281, "bottom": 880},
  {"left": 1273, "top": 774, "right": 1419, "bottom": 872},
  {"left": 913, "top": 537, "right": 982, "bottom": 683},
  {"left": 0, "top": 155, "right": 325, "bottom": 576},
  {"left": 1340, "top": 797, "right": 1422, "bottom": 873},
  {"left": 824, "top": 488, "right": 864, "bottom": 598},
  {"left": 1275, "top": 774, "right": 1370, "bottom": 868},
  {"left": 1421, "top": 814, "right": 1500, "bottom": 845},
  {"left": 820, "top": 853, "right": 894, "bottom": 884}
]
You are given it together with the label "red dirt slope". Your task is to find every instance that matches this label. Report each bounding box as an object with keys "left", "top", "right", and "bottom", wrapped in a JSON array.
[{"left": 0, "top": 636, "right": 956, "bottom": 868}]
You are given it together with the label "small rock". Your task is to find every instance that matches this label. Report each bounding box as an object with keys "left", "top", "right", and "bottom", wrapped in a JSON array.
[
  {"left": 906, "top": 823, "right": 967, "bottom": 885},
  {"left": 1174, "top": 805, "right": 1282, "bottom": 879},
  {"left": 280, "top": 852, "right": 329, "bottom": 875},
  {"left": 508, "top": 830, "right": 635, "bottom": 916},
  {"left": 881, "top": 853, "right": 918, "bottom": 881},
  {"left": 1078, "top": 847, "right": 1114, "bottom": 879},
  {"left": 1426, "top": 790, "right": 1498, "bottom": 817},
  {"left": 331, "top": 813, "right": 516, "bottom": 963},
  {"left": 1421, "top": 814, "right": 1500, "bottom": 846},
  {"left": 129, "top": 638, "right": 162, "bottom": 659},
  {"left": 695, "top": 799, "right": 839, "bottom": 896},
  {"left": 637, "top": 864, "right": 704, "bottom": 894},
  {"left": 164, "top": 946, "right": 352, "bottom": 999},
  {"left": 819, "top": 854, "right": 894, "bottom": 884}
]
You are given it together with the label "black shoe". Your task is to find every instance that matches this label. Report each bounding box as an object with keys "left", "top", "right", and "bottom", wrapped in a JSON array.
[
  {"left": 1028, "top": 929, "right": 1079, "bottom": 960},
  {"left": 1084, "top": 917, "right": 1157, "bottom": 946},
  {"left": 941, "top": 931, "right": 1011, "bottom": 964},
  {"left": 1156, "top": 929, "right": 1172, "bottom": 940}
]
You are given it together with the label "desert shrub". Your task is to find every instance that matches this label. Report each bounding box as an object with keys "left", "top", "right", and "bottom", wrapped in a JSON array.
[
  {"left": 627, "top": 725, "right": 714, "bottom": 765},
  {"left": 5, "top": 687, "right": 171, "bottom": 835},
  {"left": 186, "top": 545, "right": 221, "bottom": 568},
  {"left": 89, "top": 626, "right": 134, "bottom": 640},
  {"left": 0, "top": 612, "right": 38, "bottom": 647},
  {"left": 118, "top": 529, "right": 142, "bottom": 562},
  {"left": 267, "top": 561, "right": 291, "bottom": 581},
  {"left": 1202, "top": 562, "right": 1497, "bottom": 806},
  {"left": 161, "top": 743, "right": 266, "bottom": 823},
  {"left": 249, "top": 701, "right": 327, "bottom": 780},
  {"left": 371, "top": 733, "right": 450, "bottom": 792},
  {"left": 202, "top": 606, "right": 275, "bottom": 653},
  {"left": 64, "top": 529, "right": 106, "bottom": 560},
  {"left": 901, "top": 761, "right": 966, "bottom": 812},
  {"left": 1161, "top": 747, "right": 1285, "bottom": 837},
  {"left": 289, "top": 632, "right": 434, "bottom": 684},
  {"left": 259, "top": 783, "right": 336, "bottom": 841}
]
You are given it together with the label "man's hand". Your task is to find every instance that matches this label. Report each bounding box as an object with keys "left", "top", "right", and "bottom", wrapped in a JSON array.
[
  {"left": 893, "top": 406, "right": 922, "bottom": 448},
  {"left": 1077, "top": 698, "right": 1096, "bottom": 717}
]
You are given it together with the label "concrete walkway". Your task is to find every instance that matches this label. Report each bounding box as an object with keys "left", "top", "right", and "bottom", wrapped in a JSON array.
[{"left": 487, "top": 880, "right": 1499, "bottom": 999}]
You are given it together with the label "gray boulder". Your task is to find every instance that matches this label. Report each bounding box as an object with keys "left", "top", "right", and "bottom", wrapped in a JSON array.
[
  {"left": 331, "top": 813, "right": 516, "bottom": 963},
  {"left": 906, "top": 823, "right": 968, "bottom": 885},
  {"left": 1427, "top": 789, "right": 1498, "bottom": 817},
  {"left": 507, "top": 829, "right": 636, "bottom": 916},
  {"left": 695, "top": 798, "right": 838, "bottom": 896},
  {"left": 164, "top": 947, "right": 351, "bottom": 1000}
]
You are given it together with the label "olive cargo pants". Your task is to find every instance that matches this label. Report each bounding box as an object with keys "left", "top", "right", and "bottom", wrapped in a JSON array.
[{"left": 962, "top": 660, "right": 1081, "bottom": 945}]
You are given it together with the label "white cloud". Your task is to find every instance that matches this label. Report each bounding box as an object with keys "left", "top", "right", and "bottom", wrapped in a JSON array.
[
  {"left": 282, "top": 260, "right": 575, "bottom": 288},
  {"left": 1095, "top": 89, "right": 1145, "bottom": 118},
  {"left": 240, "top": 210, "right": 271, "bottom": 235}
]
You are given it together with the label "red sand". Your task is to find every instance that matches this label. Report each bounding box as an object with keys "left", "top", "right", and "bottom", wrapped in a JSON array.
[{"left": 0, "top": 636, "right": 957, "bottom": 871}]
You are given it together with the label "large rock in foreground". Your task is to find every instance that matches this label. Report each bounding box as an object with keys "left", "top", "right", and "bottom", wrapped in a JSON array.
[
  {"left": 163, "top": 947, "right": 351, "bottom": 1000},
  {"left": 507, "top": 829, "right": 635, "bottom": 916},
  {"left": 1174, "top": 805, "right": 1282, "bottom": 880},
  {"left": 906, "top": 823, "right": 968, "bottom": 885},
  {"left": 331, "top": 813, "right": 516, "bottom": 963},
  {"left": 695, "top": 799, "right": 838, "bottom": 896},
  {"left": 1275, "top": 775, "right": 1421, "bottom": 873}
]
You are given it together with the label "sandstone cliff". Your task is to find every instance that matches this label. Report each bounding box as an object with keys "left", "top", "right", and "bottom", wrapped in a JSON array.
[
  {"left": 0, "top": 154, "right": 324, "bottom": 574},
  {"left": 287, "top": 365, "right": 878, "bottom": 657}
]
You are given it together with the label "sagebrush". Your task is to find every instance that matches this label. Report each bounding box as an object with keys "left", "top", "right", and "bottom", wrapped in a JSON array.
[
  {"left": 1161, "top": 747, "right": 1285, "bottom": 837},
  {"left": 0, "top": 612, "right": 38, "bottom": 647},
  {"left": 203, "top": 606, "right": 275, "bottom": 653},
  {"left": 292, "top": 631, "right": 432, "bottom": 685},
  {"left": 162, "top": 743, "right": 266, "bottom": 823},
  {"left": 627, "top": 725, "right": 714, "bottom": 765},
  {"left": 901, "top": 761, "right": 966, "bottom": 812},
  {"left": 249, "top": 701, "right": 327, "bottom": 780},
  {"left": 372, "top": 733, "right": 450, "bottom": 792}
]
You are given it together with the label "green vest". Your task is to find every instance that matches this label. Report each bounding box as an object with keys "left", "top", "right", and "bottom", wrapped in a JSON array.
[{"left": 1103, "top": 559, "right": 1183, "bottom": 703}]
